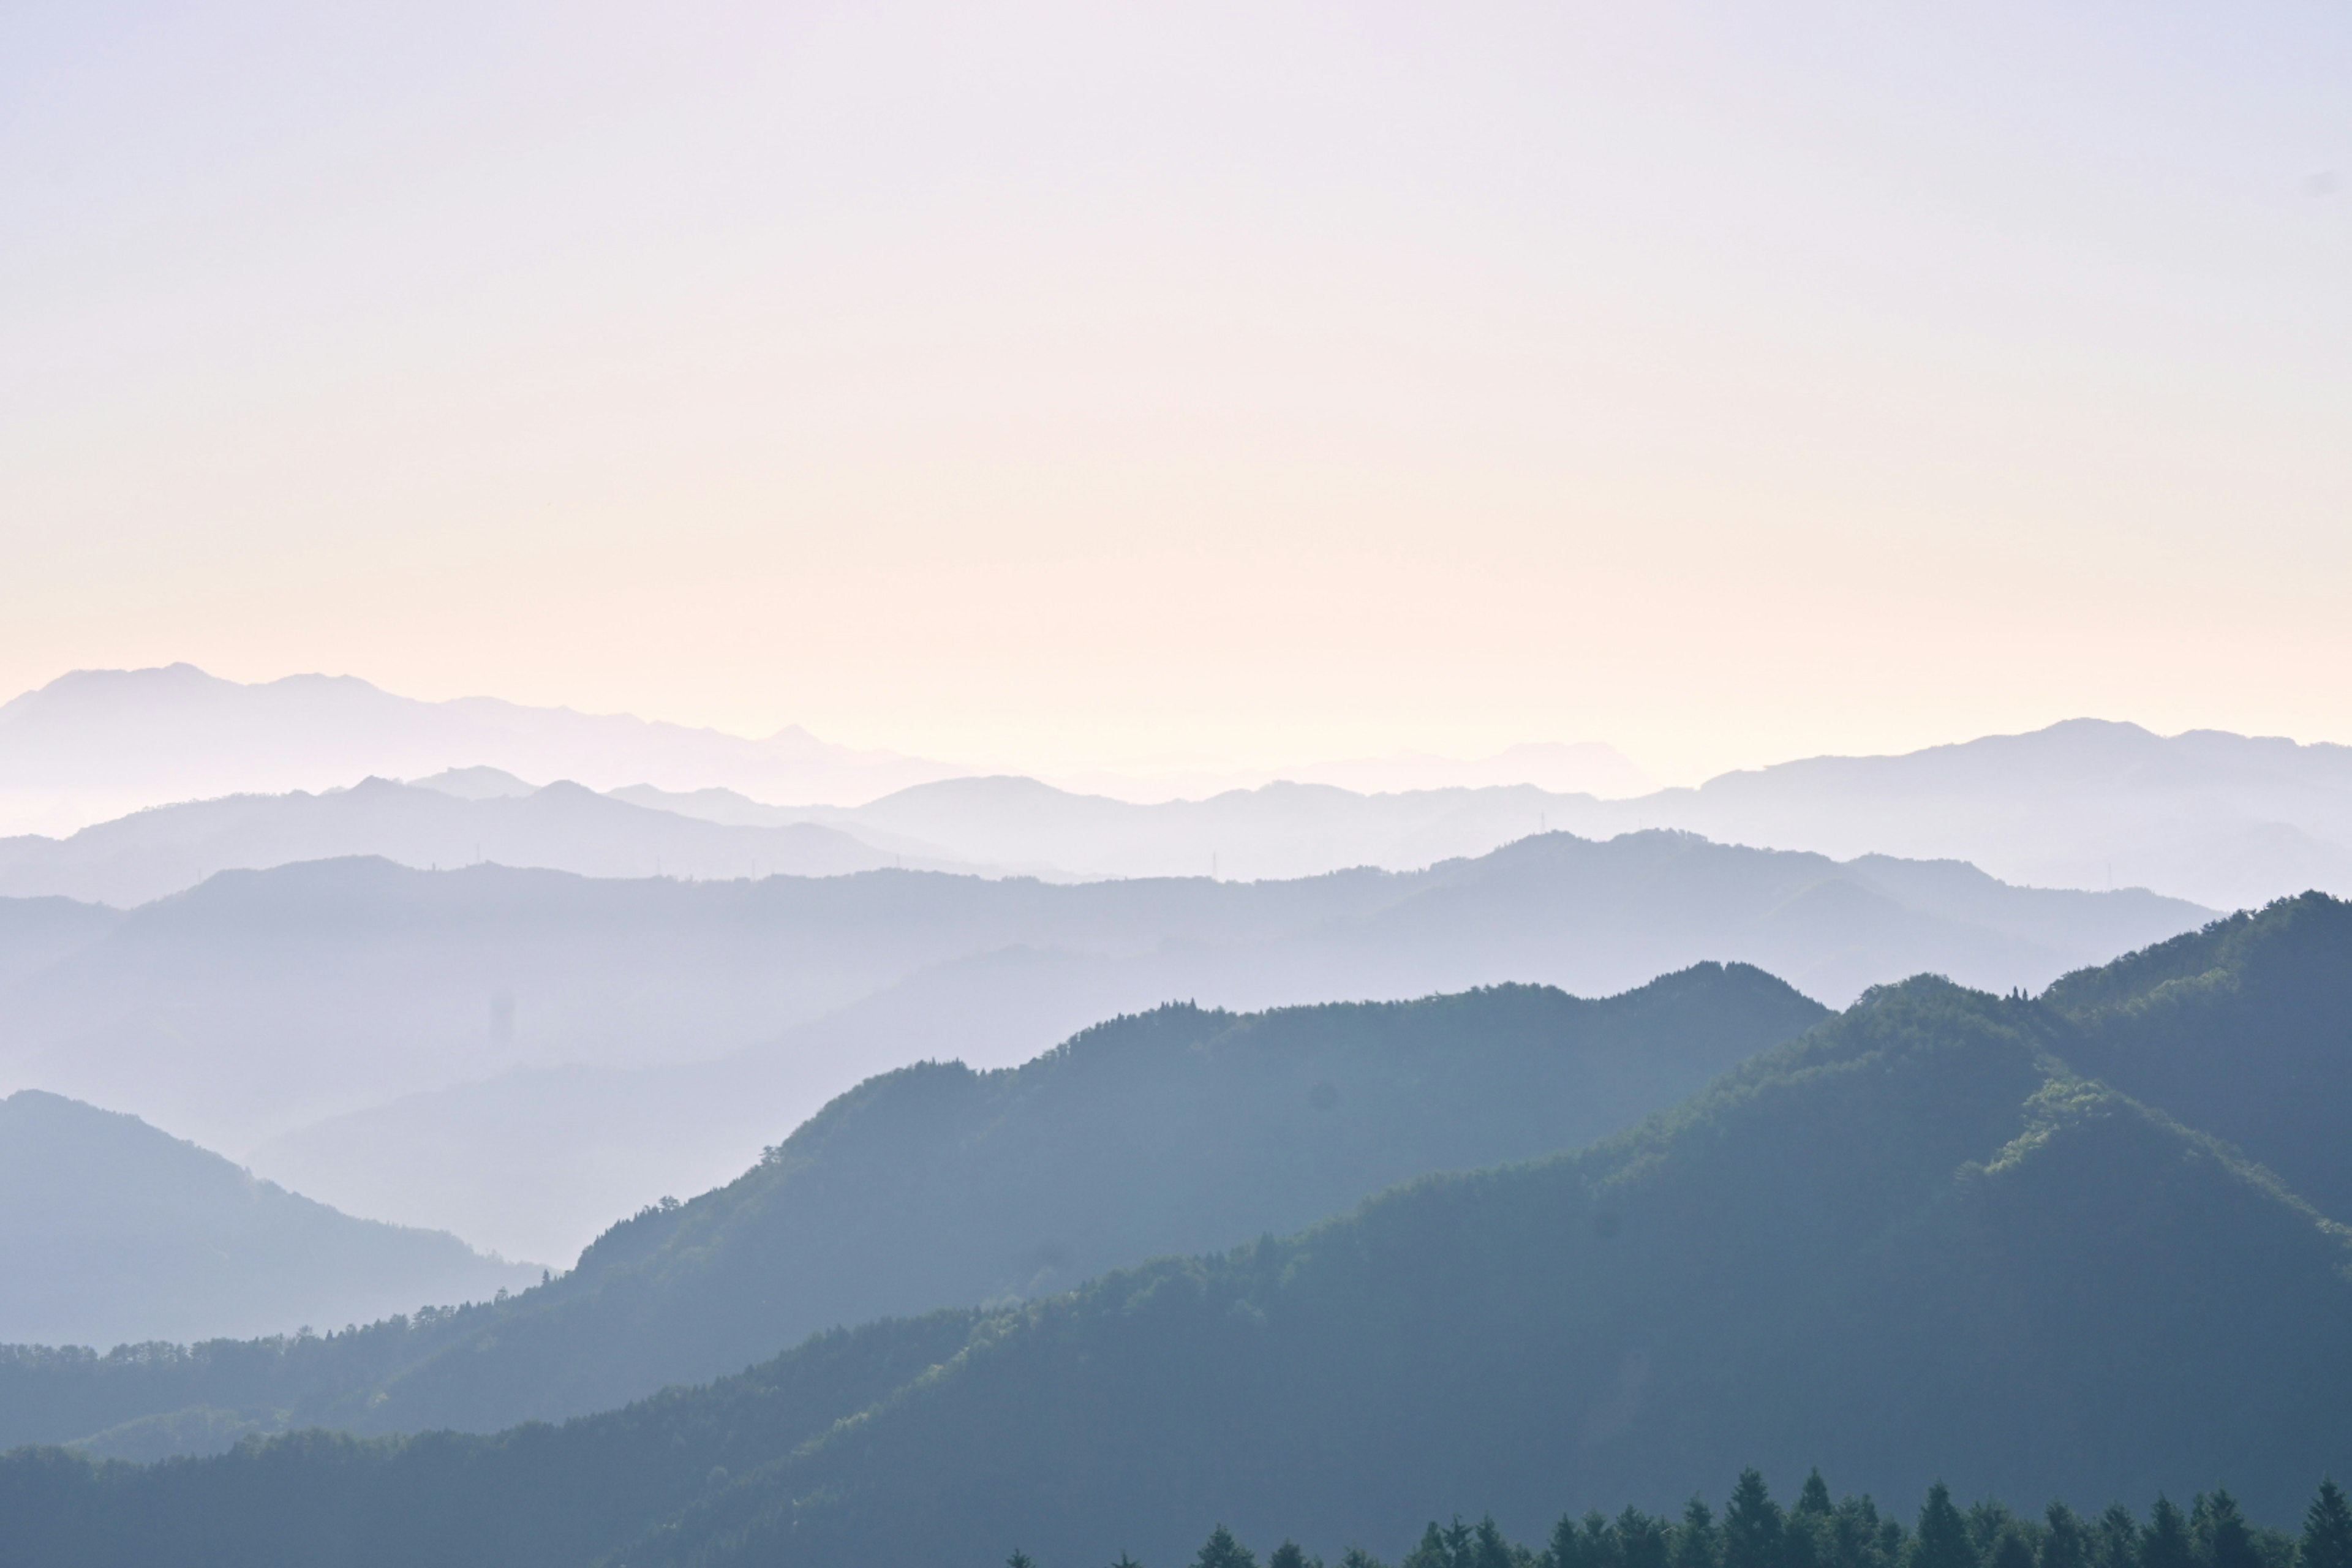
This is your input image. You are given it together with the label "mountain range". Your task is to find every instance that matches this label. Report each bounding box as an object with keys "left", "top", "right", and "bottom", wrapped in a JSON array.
[
  {"left": 1, "top": 894, "right": 2345, "bottom": 1566},
  {"left": 742, "top": 721, "right": 2352, "bottom": 907},
  {"left": 0, "top": 833, "right": 2204, "bottom": 1260},
  {"left": 8, "top": 669, "right": 2351, "bottom": 910},
  {"left": 0, "top": 1091, "right": 534, "bottom": 1347},
  {"left": 0, "top": 962, "right": 1823, "bottom": 1449},
  {"left": 635, "top": 722, "right": 2352, "bottom": 907},
  {"left": 0, "top": 665, "right": 962, "bottom": 839},
  {"left": 0, "top": 775, "right": 937, "bottom": 908}
]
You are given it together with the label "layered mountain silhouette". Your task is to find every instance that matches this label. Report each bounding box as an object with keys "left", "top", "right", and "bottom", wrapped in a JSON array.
[
  {"left": 0, "top": 1091, "right": 534, "bottom": 1348},
  {"left": 9, "top": 669, "right": 2350, "bottom": 908},
  {"left": 0, "top": 664, "right": 963, "bottom": 839},
  {"left": 2, "top": 897, "right": 2345, "bottom": 1565},
  {"left": 633, "top": 722, "right": 2352, "bottom": 905},
  {"left": 1555, "top": 720, "right": 2352, "bottom": 911},
  {"left": 0, "top": 962, "right": 1819, "bottom": 1446},
  {"left": 0, "top": 775, "right": 935, "bottom": 907},
  {"left": 0, "top": 834, "right": 2203, "bottom": 1259}
]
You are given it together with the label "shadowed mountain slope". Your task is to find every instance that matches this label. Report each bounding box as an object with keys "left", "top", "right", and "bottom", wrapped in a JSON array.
[
  {"left": 0, "top": 834, "right": 2202, "bottom": 1261},
  {"left": 2046, "top": 891, "right": 2352, "bottom": 1219},
  {"left": 0, "top": 966, "right": 1825, "bottom": 1446},
  {"left": 7, "top": 948, "right": 2351, "bottom": 1565},
  {"left": 0, "top": 1092, "right": 534, "bottom": 1348}
]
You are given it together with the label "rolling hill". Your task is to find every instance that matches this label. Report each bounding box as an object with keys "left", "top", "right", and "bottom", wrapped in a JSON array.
[
  {"left": 0, "top": 1091, "right": 534, "bottom": 1348},
  {"left": 0, "top": 964, "right": 1824, "bottom": 1447},
  {"left": 5, "top": 899, "right": 2349, "bottom": 1564},
  {"left": 0, "top": 832, "right": 2204, "bottom": 1259}
]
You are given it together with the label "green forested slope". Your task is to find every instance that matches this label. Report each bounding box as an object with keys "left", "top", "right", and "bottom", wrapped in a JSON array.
[
  {"left": 8, "top": 926, "right": 2351, "bottom": 1567},
  {"left": 2045, "top": 892, "right": 2352, "bottom": 1217},
  {"left": 0, "top": 963, "right": 1823, "bottom": 1449},
  {"left": 638, "top": 975, "right": 2352, "bottom": 1566}
]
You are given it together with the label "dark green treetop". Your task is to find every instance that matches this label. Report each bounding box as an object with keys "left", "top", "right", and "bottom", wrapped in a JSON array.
[
  {"left": 1913, "top": 1483, "right": 1973, "bottom": 1568},
  {"left": 2305, "top": 1482, "right": 2352, "bottom": 1568}
]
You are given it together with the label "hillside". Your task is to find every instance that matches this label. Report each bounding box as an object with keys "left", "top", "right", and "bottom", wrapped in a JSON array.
[
  {"left": 0, "top": 832, "right": 2203, "bottom": 1260},
  {"left": 2045, "top": 891, "right": 2352, "bottom": 1218},
  {"left": 0, "top": 1092, "right": 535, "bottom": 1347},
  {"left": 6, "top": 935, "right": 2350, "bottom": 1564},
  {"left": 623, "top": 973, "right": 2352, "bottom": 1564},
  {"left": 0, "top": 965, "right": 1825, "bottom": 1446},
  {"left": 0, "top": 897, "right": 119, "bottom": 990}
]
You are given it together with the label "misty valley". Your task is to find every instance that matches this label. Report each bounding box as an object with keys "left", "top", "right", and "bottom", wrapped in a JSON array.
[
  {"left": 0, "top": 672, "right": 2348, "bottom": 1566},
  {"left": 7, "top": 6, "right": 2352, "bottom": 1555}
]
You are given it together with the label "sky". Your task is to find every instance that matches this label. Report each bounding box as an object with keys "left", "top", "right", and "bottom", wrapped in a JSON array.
[{"left": 2, "top": 1, "right": 2348, "bottom": 786}]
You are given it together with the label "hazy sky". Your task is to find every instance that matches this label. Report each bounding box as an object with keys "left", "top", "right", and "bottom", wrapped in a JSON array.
[{"left": 4, "top": 2, "right": 2347, "bottom": 783}]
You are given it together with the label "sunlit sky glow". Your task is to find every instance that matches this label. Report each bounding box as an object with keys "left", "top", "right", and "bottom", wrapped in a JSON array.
[{"left": 4, "top": 2, "right": 2348, "bottom": 784}]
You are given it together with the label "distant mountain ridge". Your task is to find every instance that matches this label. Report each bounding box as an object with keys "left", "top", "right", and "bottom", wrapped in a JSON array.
[
  {"left": 0, "top": 775, "right": 940, "bottom": 907},
  {"left": 0, "top": 1091, "right": 534, "bottom": 1348},
  {"left": 1562, "top": 718, "right": 2352, "bottom": 910},
  {"left": 0, "top": 832, "right": 2207, "bottom": 1258},
  {"left": 4, "top": 896, "right": 2348, "bottom": 1564},
  {"left": 0, "top": 964, "right": 1825, "bottom": 1447},
  {"left": 9, "top": 669, "right": 2348, "bottom": 905},
  {"left": 643, "top": 720, "right": 2352, "bottom": 905},
  {"left": 0, "top": 664, "right": 965, "bottom": 837}
]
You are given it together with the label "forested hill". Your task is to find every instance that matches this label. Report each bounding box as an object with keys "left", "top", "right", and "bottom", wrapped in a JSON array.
[
  {"left": 0, "top": 1091, "right": 535, "bottom": 1347},
  {"left": 0, "top": 964, "right": 1826, "bottom": 1449},
  {"left": 7, "top": 897, "right": 2352, "bottom": 1567},
  {"left": 2043, "top": 892, "right": 2352, "bottom": 1217}
]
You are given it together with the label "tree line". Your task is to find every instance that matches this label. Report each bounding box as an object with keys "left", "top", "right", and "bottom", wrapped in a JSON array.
[{"left": 1022, "top": 1471, "right": 2352, "bottom": 1568}]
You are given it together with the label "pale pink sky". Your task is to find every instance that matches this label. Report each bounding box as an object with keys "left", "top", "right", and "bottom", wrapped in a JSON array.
[{"left": 3, "top": 2, "right": 2347, "bottom": 783}]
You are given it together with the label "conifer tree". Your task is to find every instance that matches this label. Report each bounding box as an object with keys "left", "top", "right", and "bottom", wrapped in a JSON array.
[
  {"left": 1198, "top": 1525, "right": 1260, "bottom": 1568},
  {"left": 2043, "top": 1502, "right": 2090, "bottom": 1568},
  {"left": 1800, "top": 1475, "right": 1835, "bottom": 1518},
  {"left": 1988, "top": 1525, "right": 2035, "bottom": 1568},
  {"left": 1585, "top": 1510, "right": 1626, "bottom": 1568},
  {"left": 1969, "top": 1503, "right": 2017, "bottom": 1558},
  {"left": 2143, "top": 1498, "right": 2193, "bottom": 1568},
  {"left": 1270, "top": 1542, "right": 1317, "bottom": 1568},
  {"left": 1404, "top": 1524, "right": 1453, "bottom": 1568},
  {"left": 1912, "top": 1482, "right": 1975, "bottom": 1568},
  {"left": 1787, "top": 1502, "right": 1827, "bottom": 1568},
  {"left": 2306, "top": 1482, "right": 2352, "bottom": 1568},
  {"left": 1678, "top": 1499, "right": 1723, "bottom": 1568},
  {"left": 1471, "top": 1516, "right": 1518, "bottom": 1568},
  {"left": 2196, "top": 1491, "right": 2255, "bottom": 1568},
  {"left": 2095, "top": 1504, "right": 2141, "bottom": 1568},
  {"left": 1621, "top": 1507, "right": 1671, "bottom": 1568},
  {"left": 1551, "top": 1515, "right": 1588, "bottom": 1568},
  {"left": 1726, "top": 1471, "right": 1787, "bottom": 1568},
  {"left": 1829, "top": 1496, "right": 1893, "bottom": 1568}
]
